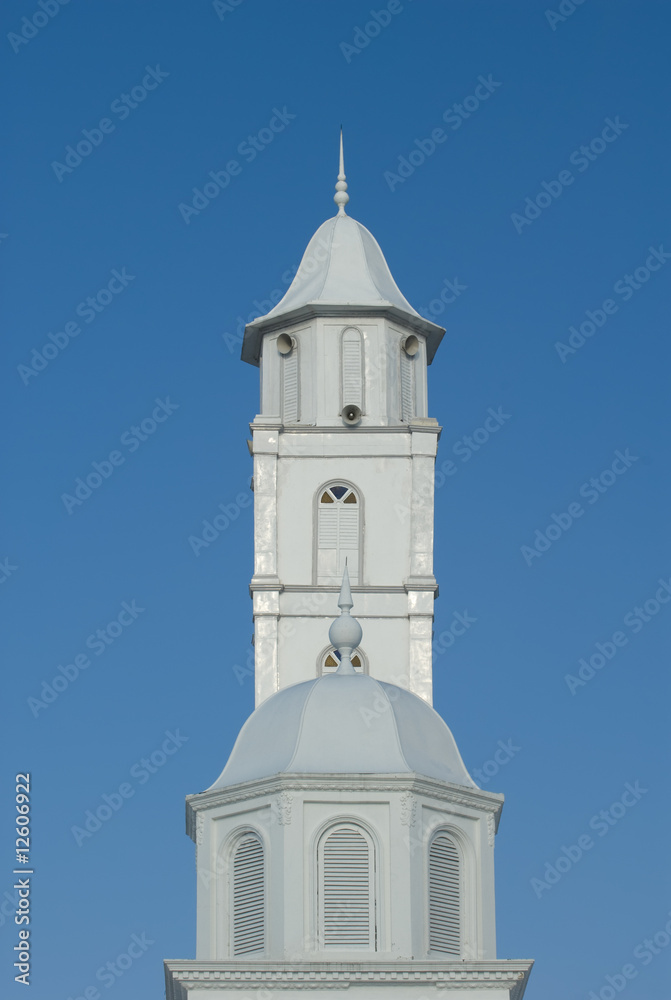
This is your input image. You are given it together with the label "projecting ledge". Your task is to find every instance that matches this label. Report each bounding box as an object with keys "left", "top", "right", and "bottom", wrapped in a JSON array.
[{"left": 165, "top": 960, "right": 533, "bottom": 1000}]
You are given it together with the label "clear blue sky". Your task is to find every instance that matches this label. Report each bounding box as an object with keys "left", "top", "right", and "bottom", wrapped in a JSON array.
[{"left": 2, "top": 1, "right": 670, "bottom": 997}]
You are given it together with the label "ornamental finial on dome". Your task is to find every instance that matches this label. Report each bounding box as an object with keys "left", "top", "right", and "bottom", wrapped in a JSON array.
[
  {"left": 328, "top": 562, "right": 362, "bottom": 675},
  {"left": 333, "top": 128, "right": 349, "bottom": 216}
]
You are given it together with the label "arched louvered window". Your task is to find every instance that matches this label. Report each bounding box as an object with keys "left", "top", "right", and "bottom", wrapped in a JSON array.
[
  {"left": 341, "top": 328, "right": 363, "bottom": 410},
  {"left": 400, "top": 350, "right": 415, "bottom": 421},
  {"left": 318, "top": 824, "right": 376, "bottom": 950},
  {"left": 231, "top": 833, "right": 265, "bottom": 956},
  {"left": 428, "top": 832, "right": 461, "bottom": 956},
  {"left": 281, "top": 347, "right": 299, "bottom": 422},
  {"left": 316, "top": 484, "right": 360, "bottom": 584}
]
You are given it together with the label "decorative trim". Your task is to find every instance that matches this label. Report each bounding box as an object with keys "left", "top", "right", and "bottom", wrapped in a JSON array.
[
  {"left": 400, "top": 792, "right": 417, "bottom": 827},
  {"left": 487, "top": 812, "right": 496, "bottom": 847},
  {"left": 164, "top": 960, "right": 533, "bottom": 1000},
  {"left": 249, "top": 420, "right": 282, "bottom": 431},
  {"left": 241, "top": 303, "right": 445, "bottom": 368},
  {"left": 275, "top": 424, "right": 441, "bottom": 436},
  {"left": 279, "top": 584, "right": 408, "bottom": 595},
  {"left": 186, "top": 775, "right": 503, "bottom": 843},
  {"left": 273, "top": 584, "right": 438, "bottom": 596},
  {"left": 276, "top": 791, "right": 293, "bottom": 825},
  {"left": 249, "top": 580, "right": 283, "bottom": 593},
  {"left": 195, "top": 812, "right": 204, "bottom": 869}
]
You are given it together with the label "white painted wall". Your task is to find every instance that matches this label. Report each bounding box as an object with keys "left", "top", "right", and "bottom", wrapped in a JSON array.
[{"left": 250, "top": 315, "right": 440, "bottom": 706}]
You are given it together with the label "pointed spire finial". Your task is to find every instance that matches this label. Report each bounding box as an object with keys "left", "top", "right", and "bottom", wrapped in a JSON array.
[
  {"left": 337, "top": 560, "right": 353, "bottom": 612},
  {"left": 334, "top": 128, "right": 349, "bottom": 216},
  {"left": 328, "top": 562, "right": 362, "bottom": 675}
]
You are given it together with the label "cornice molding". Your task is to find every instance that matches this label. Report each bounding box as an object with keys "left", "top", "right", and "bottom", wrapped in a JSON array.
[
  {"left": 251, "top": 584, "right": 437, "bottom": 597},
  {"left": 266, "top": 424, "right": 442, "bottom": 436},
  {"left": 185, "top": 774, "right": 503, "bottom": 842},
  {"left": 242, "top": 303, "right": 445, "bottom": 367},
  {"left": 164, "top": 960, "right": 533, "bottom": 1000}
]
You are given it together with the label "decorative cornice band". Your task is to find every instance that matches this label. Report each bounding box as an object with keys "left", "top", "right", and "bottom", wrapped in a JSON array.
[
  {"left": 269, "top": 424, "right": 442, "bottom": 436},
  {"left": 241, "top": 303, "right": 445, "bottom": 367},
  {"left": 164, "top": 960, "right": 533, "bottom": 1000},
  {"left": 185, "top": 774, "right": 503, "bottom": 842},
  {"left": 251, "top": 584, "right": 438, "bottom": 596}
]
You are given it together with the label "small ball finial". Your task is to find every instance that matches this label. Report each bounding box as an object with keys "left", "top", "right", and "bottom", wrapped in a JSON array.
[
  {"left": 328, "top": 563, "right": 362, "bottom": 675},
  {"left": 334, "top": 128, "right": 349, "bottom": 216}
]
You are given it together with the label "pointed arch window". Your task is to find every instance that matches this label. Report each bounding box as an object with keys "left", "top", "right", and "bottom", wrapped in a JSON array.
[
  {"left": 231, "top": 833, "right": 265, "bottom": 956},
  {"left": 316, "top": 484, "right": 360, "bottom": 585},
  {"left": 318, "top": 824, "right": 376, "bottom": 949},
  {"left": 428, "top": 832, "right": 461, "bottom": 956},
  {"left": 341, "top": 328, "right": 363, "bottom": 410}
]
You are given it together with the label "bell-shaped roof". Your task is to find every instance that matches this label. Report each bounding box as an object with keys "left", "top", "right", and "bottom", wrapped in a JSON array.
[
  {"left": 241, "top": 139, "right": 444, "bottom": 365},
  {"left": 263, "top": 213, "right": 421, "bottom": 320}
]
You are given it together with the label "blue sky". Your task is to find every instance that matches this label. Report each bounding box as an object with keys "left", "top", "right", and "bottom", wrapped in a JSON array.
[{"left": 2, "top": 1, "right": 670, "bottom": 997}]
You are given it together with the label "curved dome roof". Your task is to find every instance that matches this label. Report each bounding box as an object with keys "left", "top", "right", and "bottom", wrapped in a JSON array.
[
  {"left": 208, "top": 672, "right": 477, "bottom": 791},
  {"left": 240, "top": 213, "right": 445, "bottom": 366},
  {"left": 264, "top": 214, "right": 420, "bottom": 319}
]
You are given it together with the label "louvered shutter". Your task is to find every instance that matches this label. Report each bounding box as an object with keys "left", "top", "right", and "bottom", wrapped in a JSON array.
[
  {"left": 232, "top": 835, "right": 265, "bottom": 956},
  {"left": 428, "top": 833, "right": 460, "bottom": 956},
  {"left": 342, "top": 329, "right": 363, "bottom": 408},
  {"left": 317, "top": 504, "right": 338, "bottom": 580},
  {"left": 320, "top": 826, "right": 374, "bottom": 949},
  {"left": 337, "top": 506, "right": 359, "bottom": 579},
  {"left": 282, "top": 350, "right": 299, "bottom": 422},
  {"left": 317, "top": 498, "right": 359, "bottom": 583},
  {"left": 400, "top": 351, "right": 414, "bottom": 421}
]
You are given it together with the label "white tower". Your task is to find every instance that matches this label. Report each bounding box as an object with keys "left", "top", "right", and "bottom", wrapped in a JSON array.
[
  {"left": 243, "top": 137, "right": 445, "bottom": 707},
  {"left": 164, "top": 144, "right": 534, "bottom": 1000}
]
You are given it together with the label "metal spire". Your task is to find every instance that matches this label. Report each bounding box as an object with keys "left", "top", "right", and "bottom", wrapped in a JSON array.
[
  {"left": 333, "top": 128, "right": 349, "bottom": 216},
  {"left": 328, "top": 562, "right": 362, "bottom": 675}
]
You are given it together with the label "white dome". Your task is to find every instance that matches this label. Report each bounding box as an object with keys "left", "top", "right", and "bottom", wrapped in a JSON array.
[
  {"left": 240, "top": 213, "right": 445, "bottom": 366},
  {"left": 208, "top": 673, "right": 477, "bottom": 790}
]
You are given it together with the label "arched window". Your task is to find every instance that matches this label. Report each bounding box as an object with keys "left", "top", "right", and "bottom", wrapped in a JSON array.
[
  {"left": 428, "top": 832, "right": 461, "bottom": 956},
  {"left": 281, "top": 346, "right": 299, "bottom": 422},
  {"left": 316, "top": 484, "right": 360, "bottom": 584},
  {"left": 319, "top": 646, "right": 366, "bottom": 675},
  {"left": 318, "top": 824, "right": 376, "bottom": 950},
  {"left": 231, "top": 833, "right": 265, "bottom": 956},
  {"left": 341, "top": 328, "right": 363, "bottom": 411}
]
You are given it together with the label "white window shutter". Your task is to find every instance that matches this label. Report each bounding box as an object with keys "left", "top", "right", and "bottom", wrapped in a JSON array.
[
  {"left": 342, "top": 329, "right": 363, "bottom": 408},
  {"left": 320, "top": 825, "right": 375, "bottom": 949},
  {"left": 232, "top": 834, "right": 265, "bottom": 956},
  {"left": 282, "top": 350, "right": 299, "bottom": 422},
  {"left": 400, "top": 351, "right": 414, "bottom": 422},
  {"left": 318, "top": 504, "right": 339, "bottom": 548},
  {"left": 337, "top": 506, "right": 359, "bottom": 580},
  {"left": 428, "top": 833, "right": 460, "bottom": 956},
  {"left": 317, "top": 499, "right": 359, "bottom": 584}
]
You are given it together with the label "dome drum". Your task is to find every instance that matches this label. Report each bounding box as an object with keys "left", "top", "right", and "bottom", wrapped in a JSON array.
[{"left": 186, "top": 771, "right": 503, "bottom": 965}]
